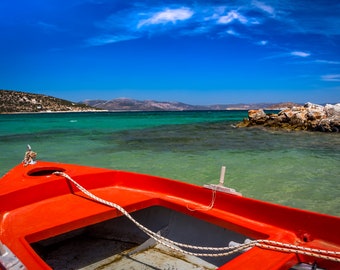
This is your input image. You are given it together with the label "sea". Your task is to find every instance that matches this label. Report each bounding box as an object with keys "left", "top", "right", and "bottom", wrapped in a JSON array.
[{"left": 0, "top": 111, "right": 339, "bottom": 217}]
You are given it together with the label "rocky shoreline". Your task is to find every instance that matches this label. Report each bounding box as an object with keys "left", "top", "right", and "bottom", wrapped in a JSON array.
[{"left": 237, "top": 102, "right": 340, "bottom": 132}]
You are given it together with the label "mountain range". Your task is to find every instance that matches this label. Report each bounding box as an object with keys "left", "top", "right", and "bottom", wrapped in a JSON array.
[
  {"left": 1, "top": 89, "right": 301, "bottom": 113},
  {"left": 81, "top": 98, "right": 300, "bottom": 111}
]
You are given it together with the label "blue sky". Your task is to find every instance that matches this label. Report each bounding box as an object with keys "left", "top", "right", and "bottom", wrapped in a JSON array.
[{"left": 0, "top": 0, "right": 339, "bottom": 105}]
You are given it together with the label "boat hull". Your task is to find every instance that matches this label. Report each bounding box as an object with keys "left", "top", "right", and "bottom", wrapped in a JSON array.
[{"left": 1, "top": 161, "right": 339, "bottom": 269}]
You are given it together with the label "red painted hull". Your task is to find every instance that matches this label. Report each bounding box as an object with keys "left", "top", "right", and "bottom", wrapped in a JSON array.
[{"left": 1, "top": 161, "right": 339, "bottom": 269}]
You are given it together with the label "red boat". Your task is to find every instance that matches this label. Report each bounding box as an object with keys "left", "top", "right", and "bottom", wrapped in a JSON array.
[{"left": 1, "top": 160, "right": 339, "bottom": 269}]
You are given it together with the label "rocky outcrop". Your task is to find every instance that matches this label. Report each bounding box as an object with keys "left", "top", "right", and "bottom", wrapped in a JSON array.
[{"left": 237, "top": 102, "right": 340, "bottom": 132}]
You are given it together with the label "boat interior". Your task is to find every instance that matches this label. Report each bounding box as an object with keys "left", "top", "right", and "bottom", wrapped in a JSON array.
[
  {"left": 31, "top": 205, "right": 249, "bottom": 269},
  {"left": 30, "top": 205, "right": 327, "bottom": 270}
]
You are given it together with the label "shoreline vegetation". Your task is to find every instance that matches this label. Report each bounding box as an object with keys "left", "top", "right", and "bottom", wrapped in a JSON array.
[{"left": 0, "top": 89, "right": 99, "bottom": 113}]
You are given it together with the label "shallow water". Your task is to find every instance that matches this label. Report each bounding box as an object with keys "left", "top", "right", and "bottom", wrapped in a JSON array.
[{"left": 1, "top": 111, "right": 339, "bottom": 216}]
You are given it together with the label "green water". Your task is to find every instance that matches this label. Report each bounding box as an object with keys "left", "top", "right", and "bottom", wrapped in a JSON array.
[{"left": 1, "top": 111, "right": 339, "bottom": 216}]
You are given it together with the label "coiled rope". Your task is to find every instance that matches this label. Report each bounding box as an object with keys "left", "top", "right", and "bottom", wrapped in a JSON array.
[{"left": 53, "top": 171, "right": 340, "bottom": 262}]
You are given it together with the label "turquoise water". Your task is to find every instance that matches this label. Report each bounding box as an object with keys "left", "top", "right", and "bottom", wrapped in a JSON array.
[{"left": 1, "top": 111, "right": 339, "bottom": 216}]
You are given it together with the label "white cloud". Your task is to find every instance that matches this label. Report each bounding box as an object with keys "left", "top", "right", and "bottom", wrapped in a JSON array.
[
  {"left": 83, "top": 0, "right": 338, "bottom": 59},
  {"left": 226, "top": 29, "right": 240, "bottom": 37},
  {"left": 252, "top": 1, "right": 275, "bottom": 16},
  {"left": 137, "top": 7, "right": 194, "bottom": 28},
  {"left": 290, "top": 51, "right": 310, "bottom": 57},
  {"left": 321, "top": 74, "right": 340, "bottom": 82},
  {"left": 258, "top": 40, "right": 268, "bottom": 45},
  {"left": 261, "top": 50, "right": 311, "bottom": 60},
  {"left": 217, "top": 10, "right": 248, "bottom": 25}
]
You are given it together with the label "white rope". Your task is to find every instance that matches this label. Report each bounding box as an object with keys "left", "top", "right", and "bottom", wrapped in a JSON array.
[
  {"left": 186, "top": 187, "right": 217, "bottom": 211},
  {"left": 53, "top": 171, "right": 340, "bottom": 262}
]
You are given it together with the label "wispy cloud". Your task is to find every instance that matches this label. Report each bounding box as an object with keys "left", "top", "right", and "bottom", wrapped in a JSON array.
[
  {"left": 37, "top": 21, "right": 64, "bottom": 32},
  {"left": 290, "top": 51, "right": 311, "bottom": 57},
  {"left": 86, "top": 34, "right": 139, "bottom": 46},
  {"left": 137, "top": 7, "right": 194, "bottom": 28},
  {"left": 226, "top": 29, "right": 241, "bottom": 37},
  {"left": 272, "top": 1, "right": 340, "bottom": 36},
  {"left": 321, "top": 74, "right": 340, "bottom": 82},
  {"left": 217, "top": 10, "right": 248, "bottom": 25},
  {"left": 315, "top": 59, "right": 340, "bottom": 65},
  {"left": 258, "top": 40, "right": 268, "bottom": 46},
  {"left": 83, "top": 0, "right": 339, "bottom": 56},
  {"left": 263, "top": 50, "right": 311, "bottom": 60},
  {"left": 252, "top": 0, "right": 275, "bottom": 16},
  {"left": 87, "top": 4, "right": 264, "bottom": 47}
]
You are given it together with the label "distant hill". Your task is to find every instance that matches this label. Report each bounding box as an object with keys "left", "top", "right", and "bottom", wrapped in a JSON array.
[
  {"left": 82, "top": 98, "right": 209, "bottom": 111},
  {"left": 0, "top": 89, "right": 303, "bottom": 113},
  {"left": 0, "top": 90, "right": 98, "bottom": 113},
  {"left": 81, "top": 98, "right": 302, "bottom": 111},
  {"left": 223, "top": 102, "right": 302, "bottom": 110}
]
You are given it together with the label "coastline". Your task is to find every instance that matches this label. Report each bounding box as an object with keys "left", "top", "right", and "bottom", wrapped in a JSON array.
[
  {"left": 1, "top": 109, "right": 244, "bottom": 114},
  {"left": 0, "top": 109, "right": 108, "bottom": 115}
]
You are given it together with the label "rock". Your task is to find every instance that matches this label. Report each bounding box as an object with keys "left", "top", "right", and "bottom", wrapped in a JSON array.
[
  {"left": 238, "top": 102, "right": 340, "bottom": 132},
  {"left": 324, "top": 103, "right": 340, "bottom": 118},
  {"left": 248, "top": 109, "right": 268, "bottom": 124}
]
